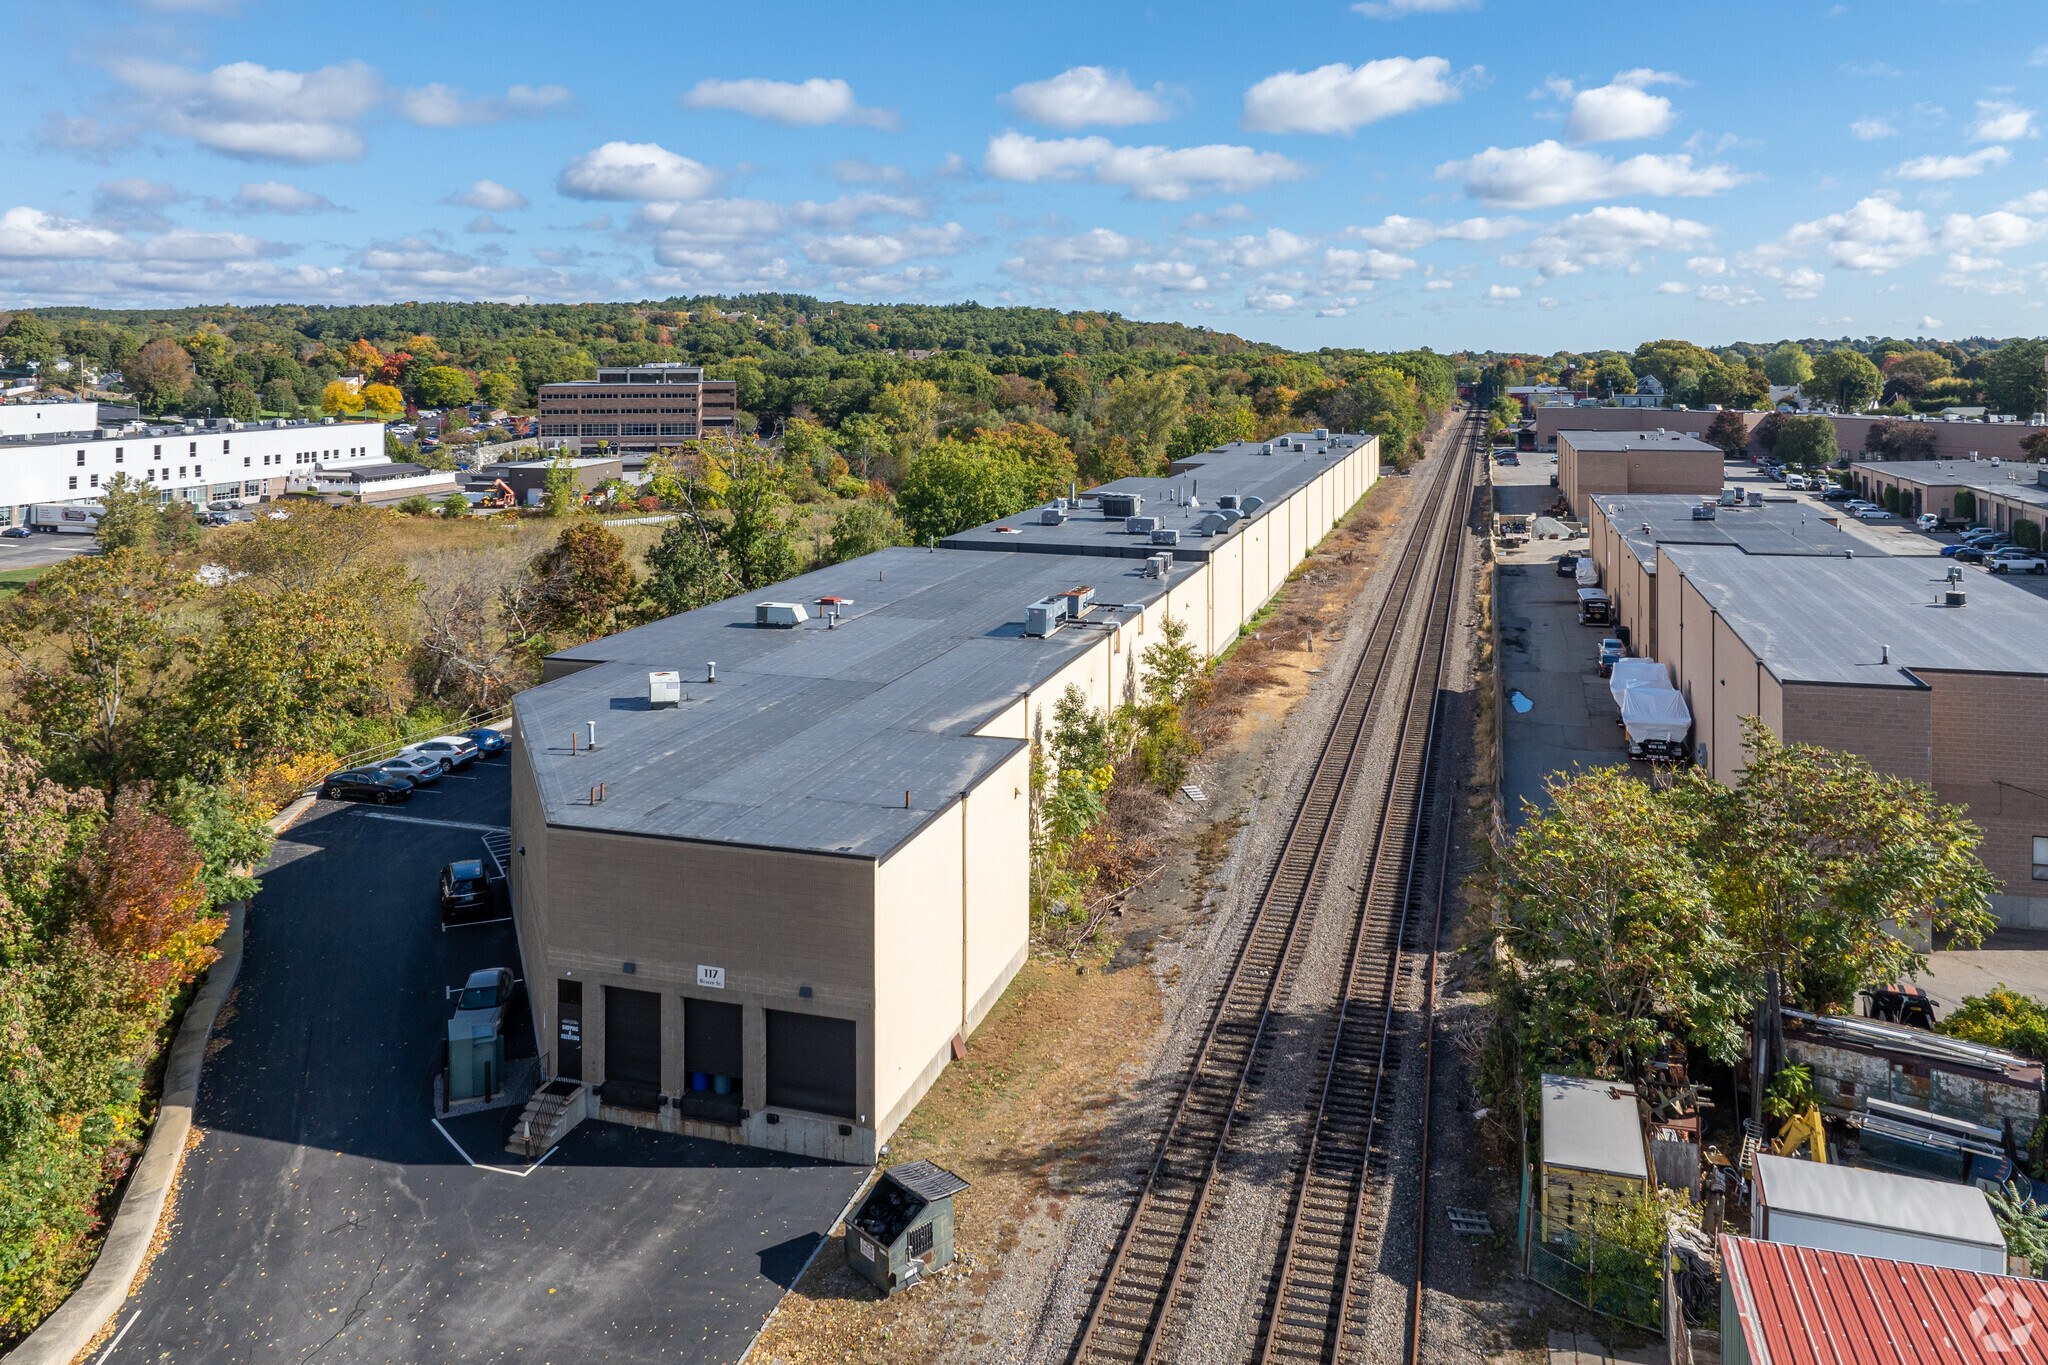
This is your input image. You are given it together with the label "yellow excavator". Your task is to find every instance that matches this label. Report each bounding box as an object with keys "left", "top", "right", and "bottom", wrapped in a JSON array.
[{"left": 1772, "top": 1104, "right": 1829, "bottom": 1163}]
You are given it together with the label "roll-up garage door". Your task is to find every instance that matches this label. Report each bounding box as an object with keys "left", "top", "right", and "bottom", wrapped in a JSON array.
[
  {"left": 603, "top": 986, "right": 661, "bottom": 1111},
  {"left": 765, "top": 1010, "right": 856, "bottom": 1119}
]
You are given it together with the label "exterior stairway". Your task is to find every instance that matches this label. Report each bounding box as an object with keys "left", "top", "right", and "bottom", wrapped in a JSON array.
[{"left": 507, "top": 1080, "right": 586, "bottom": 1160}]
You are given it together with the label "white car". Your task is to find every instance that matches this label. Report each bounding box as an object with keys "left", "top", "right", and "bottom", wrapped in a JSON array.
[
  {"left": 1844, "top": 500, "right": 1874, "bottom": 512},
  {"left": 1785, "top": 474, "right": 1809, "bottom": 490},
  {"left": 1915, "top": 513, "right": 1941, "bottom": 531},
  {"left": 1987, "top": 550, "right": 2048, "bottom": 575},
  {"left": 1854, "top": 506, "right": 1892, "bottom": 521},
  {"left": 408, "top": 736, "right": 480, "bottom": 770},
  {"left": 375, "top": 753, "right": 447, "bottom": 784}
]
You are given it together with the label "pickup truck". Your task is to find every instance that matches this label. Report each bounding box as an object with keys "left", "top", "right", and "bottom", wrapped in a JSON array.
[{"left": 1987, "top": 549, "right": 2048, "bottom": 575}]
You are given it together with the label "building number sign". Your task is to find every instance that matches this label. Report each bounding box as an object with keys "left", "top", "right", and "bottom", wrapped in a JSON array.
[{"left": 698, "top": 965, "right": 726, "bottom": 989}]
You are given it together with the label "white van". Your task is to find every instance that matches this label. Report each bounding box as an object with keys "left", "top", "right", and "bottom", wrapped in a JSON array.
[{"left": 1785, "top": 473, "right": 1809, "bottom": 491}]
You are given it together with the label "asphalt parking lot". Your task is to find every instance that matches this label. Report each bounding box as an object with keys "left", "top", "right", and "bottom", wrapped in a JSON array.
[
  {"left": 113, "top": 755, "right": 865, "bottom": 1364},
  {"left": 0, "top": 531, "right": 100, "bottom": 571}
]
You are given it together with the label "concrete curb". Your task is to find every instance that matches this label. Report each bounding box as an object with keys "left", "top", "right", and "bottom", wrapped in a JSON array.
[{"left": 5, "top": 793, "right": 318, "bottom": 1364}]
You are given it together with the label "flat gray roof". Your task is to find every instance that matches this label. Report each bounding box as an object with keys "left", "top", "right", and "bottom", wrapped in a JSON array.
[
  {"left": 1540, "top": 1075, "right": 1647, "bottom": 1179},
  {"left": 518, "top": 546, "right": 1198, "bottom": 858},
  {"left": 940, "top": 431, "right": 1370, "bottom": 562},
  {"left": 1660, "top": 545, "right": 2048, "bottom": 687},
  {"left": 1560, "top": 430, "right": 1720, "bottom": 453},
  {"left": 1753, "top": 1154, "right": 2000, "bottom": 1249},
  {"left": 1594, "top": 493, "right": 1879, "bottom": 571},
  {"left": 1852, "top": 459, "right": 2048, "bottom": 510}
]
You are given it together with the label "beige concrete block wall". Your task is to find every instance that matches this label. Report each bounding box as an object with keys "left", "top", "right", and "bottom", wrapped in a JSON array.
[
  {"left": 1779, "top": 680, "right": 1934, "bottom": 787},
  {"left": 871, "top": 796, "right": 965, "bottom": 1137},
  {"left": 1921, "top": 670, "right": 2048, "bottom": 925}
]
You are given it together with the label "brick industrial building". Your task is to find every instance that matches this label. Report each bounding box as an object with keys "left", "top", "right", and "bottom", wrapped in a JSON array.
[
  {"left": 508, "top": 433, "right": 1381, "bottom": 1161},
  {"left": 536, "top": 361, "right": 739, "bottom": 454},
  {"left": 1850, "top": 458, "right": 2048, "bottom": 538},
  {"left": 1555, "top": 429, "right": 1724, "bottom": 517}
]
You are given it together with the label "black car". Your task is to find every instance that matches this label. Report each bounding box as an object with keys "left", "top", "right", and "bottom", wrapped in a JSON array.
[
  {"left": 440, "top": 859, "right": 493, "bottom": 921},
  {"left": 462, "top": 727, "right": 510, "bottom": 756},
  {"left": 1556, "top": 553, "right": 1581, "bottom": 577},
  {"left": 320, "top": 768, "right": 415, "bottom": 803},
  {"left": 1948, "top": 544, "right": 1992, "bottom": 563}
]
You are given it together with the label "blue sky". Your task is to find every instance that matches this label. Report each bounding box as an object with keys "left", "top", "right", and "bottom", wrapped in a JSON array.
[{"left": 3, "top": 0, "right": 2046, "bottom": 352}]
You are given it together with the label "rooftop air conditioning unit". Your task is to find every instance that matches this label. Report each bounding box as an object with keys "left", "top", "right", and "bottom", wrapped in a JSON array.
[
  {"left": 1151, "top": 528, "right": 1181, "bottom": 547},
  {"left": 1260, "top": 442, "right": 1276, "bottom": 455},
  {"left": 1217, "top": 494, "right": 1240, "bottom": 510},
  {"left": 1060, "top": 586, "right": 1096, "bottom": 618},
  {"left": 1292, "top": 441, "right": 1306, "bottom": 452},
  {"left": 1313, "top": 428, "right": 1330, "bottom": 440},
  {"left": 1023, "top": 597, "right": 1065, "bottom": 637},
  {"left": 1099, "top": 492, "right": 1143, "bottom": 519},
  {"left": 1691, "top": 504, "right": 1716, "bottom": 520},
  {"left": 1040, "top": 507, "right": 1066, "bottom": 525},
  {"left": 1143, "top": 553, "right": 1171, "bottom": 578},
  {"left": 648, "top": 670, "right": 682, "bottom": 707},
  {"left": 1126, "top": 515, "right": 1160, "bottom": 534},
  {"left": 755, "top": 601, "right": 808, "bottom": 628}
]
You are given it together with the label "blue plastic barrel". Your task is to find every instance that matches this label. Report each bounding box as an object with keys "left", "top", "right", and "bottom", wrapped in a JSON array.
[
  {"left": 712, "top": 1074, "right": 732, "bottom": 1095},
  {"left": 690, "top": 1071, "right": 709, "bottom": 1092}
]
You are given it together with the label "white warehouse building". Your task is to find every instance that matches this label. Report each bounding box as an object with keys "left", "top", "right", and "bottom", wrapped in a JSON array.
[{"left": 0, "top": 411, "right": 387, "bottom": 525}]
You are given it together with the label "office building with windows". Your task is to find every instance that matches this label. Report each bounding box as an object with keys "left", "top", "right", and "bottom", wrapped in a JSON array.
[{"left": 536, "top": 362, "right": 740, "bottom": 454}]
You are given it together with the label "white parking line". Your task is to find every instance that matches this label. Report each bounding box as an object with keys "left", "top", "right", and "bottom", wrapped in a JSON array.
[
  {"left": 95, "top": 1311, "right": 140, "bottom": 1362},
  {"left": 431, "top": 1117, "right": 556, "bottom": 1177},
  {"left": 360, "top": 812, "right": 510, "bottom": 834}
]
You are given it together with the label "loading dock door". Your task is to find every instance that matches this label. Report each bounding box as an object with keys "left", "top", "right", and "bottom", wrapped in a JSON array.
[
  {"left": 557, "top": 979, "right": 582, "bottom": 1082},
  {"left": 682, "top": 997, "right": 744, "bottom": 1123},
  {"left": 603, "top": 986, "right": 661, "bottom": 1111},
  {"left": 766, "top": 1009, "right": 857, "bottom": 1120}
]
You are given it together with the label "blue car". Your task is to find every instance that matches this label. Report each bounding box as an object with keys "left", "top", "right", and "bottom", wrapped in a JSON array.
[
  {"left": 463, "top": 727, "right": 510, "bottom": 756},
  {"left": 1943, "top": 544, "right": 1990, "bottom": 563}
]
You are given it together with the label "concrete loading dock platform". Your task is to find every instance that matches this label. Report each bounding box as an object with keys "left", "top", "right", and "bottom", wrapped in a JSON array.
[{"left": 510, "top": 432, "right": 1379, "bottom": 1164}]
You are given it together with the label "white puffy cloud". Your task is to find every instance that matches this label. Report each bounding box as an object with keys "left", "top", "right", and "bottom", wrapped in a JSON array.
[
  {"left": 1563, "top": 69, "right": 1682, "bottom": 144},
  {"left": 1767, "top": 267, "right": 1826, "bottom": 299},
  {"left": 796, "top": 223, "right": 971, "bottom": 268},
  {"left": 1436, "top": 141, "right": 1745, "bottom": 208},
  {"left": 1938, "top": 209, "right": 2046, "bottom": 252},
  {"left": 1655, "top": 281, "right": 1690, "bottom": 294},
  {"left": 108, "top": 57, "right": 385, "bottom": 163},
  {"left": 398, "top": 83, "right": 572, "bottom": 128},
  {"left": 232, "top": 180, "right": 336, "bottom": 213},
  {"left": 1893, "top": 146, "right": 2010, "bottom": 181},
  {"left": 35, "top": 112, "right": 141, "bottom": 160},
  {"left": 95, "top": 177, "right": 182, "bottom": 208},
  {"left": 1423, "top": 280, "right": 1454, "bottom": 291},
  {"left": 999, "top": 229, "right": 1210, "bottom": 296},
  {"left": 464, "top": 215, "right": 512, "bottom": 234},
  {"left": 1351, "top": 0, "right": 1480, "bottom": 16},
  {"left": 638, "top": 193, "right": 925, "bottom": 246},
  {"left": 0, "top": 207, "right": 133, "bottom": 260},
  {"left": 1242, "top": 57, "right": 1463, "bottom": 134},
  {"left": 1850, "top": 117, "right": 1898, "bottom": 141},
  {"left": 984, "top": 133, "right": 1308, "bottom": 201},
  {"left": 1244, "top": 289, "right": 1298, "bottom": 311},
  {"left": 447, "top": 179, "right": 529, "bottom": 212},
  {"left": 2003, "top": 190, "right": 2048, "bottom": 214},
  {"left": 1969, "top": 100, "right": 2037, "bottom": 142},
  {"left": 1487, "top": 284, "right": 1522, "bottom": 299},
  {"left": 1004, "top": 67, "right": 1175, "bottom": 129},
  {"left": 1755, "top": 196, "right": 1933, "bottom": 273},
  {"left": 1501, "top": 205, "right": 1713, "bottom": 281},
  {"left": 139, "top": 228, "right": 282, "bottom": 262},
  {"left": 1203, "top": 228, "right": 1317, "bottom": 269},
  {"left": 680, "top": 77, "right": 897, "bottom": 129},
  {"left": 1686, "top": 256, "right": 1728, "bottom": 276},
  {"left": 1697, "top": 284, "right": 1761, "bottom": 306},
  {"left": 1319, "top": 246, "right": 1418, "bottom": 284},
  {"left": 1343, "top": 213, "right": 1528, "bottom": 250},
  {"left": 557, "top": 142, "right": 722, "bottom": 201}
]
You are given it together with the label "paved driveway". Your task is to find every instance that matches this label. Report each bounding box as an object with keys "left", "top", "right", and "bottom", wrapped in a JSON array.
[{"left": 111, "top": 759, "right": 864, "bottom": 1364}]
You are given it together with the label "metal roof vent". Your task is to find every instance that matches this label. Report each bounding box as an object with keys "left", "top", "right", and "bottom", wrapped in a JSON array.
[
  {"left": 649, "top": 670, "right": 681, "bottom": 707},
  {"left": 755, "top": 602, "right": 808, "bottom": 628},
  {"left": 1040, "top": 507, "right": 1066, "bottom": 525},
  {"left": 1125, "top": 515, "right": 1160, "bottom": 534},
  {"left": 1947, "top": 590, "right": 1967, "bottom": 607},
  {"left": 1240, "top": 495, "right": 1265, "bottom": 514}
]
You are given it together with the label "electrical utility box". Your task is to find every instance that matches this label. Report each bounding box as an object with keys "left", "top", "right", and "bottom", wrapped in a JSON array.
[{"left": 844, "top": 1160, "right": 970, "bottom": 1294}]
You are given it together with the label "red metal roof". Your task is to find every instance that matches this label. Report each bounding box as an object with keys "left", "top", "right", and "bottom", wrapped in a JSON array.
[{"left": 1722, "top": 1235, "right": 2048, "bottom": 1363}]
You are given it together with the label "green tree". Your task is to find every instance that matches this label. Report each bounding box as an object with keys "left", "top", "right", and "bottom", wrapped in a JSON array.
[
  {"left": 261, "top": 377, "right": 297, "bottom": 413},
  {"left": 826, "top": 499, "right": 905, "bottom": 563},
  {"left": 1862, "top": 420, "right": 1936, "bottom": 461},
  {"left": 1983, "top": 339, "right": 2048, "bottom": 418},
  {"left": 542, "top": 453, "right": 583, "bottom": 517},
  {"left": 876, "top": 379, "right": 941, "bottom": 456},
  {"left": 1808, "top": 348, "right": 1884, "bottom": 412},
  {"left": 1954, "top": 487, "right": 1978, "bottom": 524},
  {"left": 222, "top": 382, "right": 259, "bottom": 421},
  {"left": 1942, "top": 986, "right": 2048, "bottom": 1061},
  {"left": 438, "top": 492, "right": 470, "bottom": 519},
  {"left": 897, "top": 440, "right": 1037, "bottom": 544},
  {"left": 415, "top": 365, "right": 477, "bottom": 409},
  {"left": 1167, "top": 406, "right": 1255, "bottom": 459},
  {"left": 477, "top": 371, "right": 520, "bottom": 409},
  {"left": 519, "top": 522, "right": 637, "bottom": 640},
  {"left": 394, "top": 494, "right": 436, "bottom": 515},
  {"left": 1772, "top": 415, "right": 1838, "bottom": 468},
  {"left": 0, "top": 550, "right": 199, "bottom": 793},
  {"left": 0, "top": 313, "right": 55, "bottom": 368},
  {"left": 717, "top": 449, "right": 803, "bottom": 589},
  {"left": 1591, "top": 355, "right": 1636, "bottom": 399},
  {"left": 642, "top": 507, "right": 733, "bottom": 617},
  {"left": 1479, "top": 766, "right": 1745, "bottom": 1077},
  {"left": 92, "top": 473, "right": 159, "bottom": 552},
  {"left": 1762, "top": 344, "right": 1814, "bottom": 388},
  {"left": 124, "top": 338, "right": 197, "bottom": 414},
  {"left": 1102, "top": 371, "right": 1185, "bottom": 466}
]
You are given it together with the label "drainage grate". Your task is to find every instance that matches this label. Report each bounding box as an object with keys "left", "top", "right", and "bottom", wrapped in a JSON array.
[
  {"left": 1180, "top": 784, "right": 1207, "bottom": 804},
  {"left": 1447, "top": 1207, "right": 1493, "bottom": 1236}
]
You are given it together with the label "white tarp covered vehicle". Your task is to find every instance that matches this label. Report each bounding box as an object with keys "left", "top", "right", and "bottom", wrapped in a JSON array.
[
  {"left": 1575, "top": 557, "right": 1600, "bottom": 587},
  {"left": 1620, "top": 685, "right": 1692, "bottom": 762},
  {"left": 1608, "top": 657, "right": 1668, "bottom": 710}
]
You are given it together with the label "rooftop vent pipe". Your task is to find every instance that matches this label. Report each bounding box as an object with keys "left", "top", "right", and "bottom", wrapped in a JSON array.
[
  {"left": 1881, "top": 644, "right": 1891, "bottom": 664},
  {"left": 708, "top": 661, "right": 717, "bottom": 683}
]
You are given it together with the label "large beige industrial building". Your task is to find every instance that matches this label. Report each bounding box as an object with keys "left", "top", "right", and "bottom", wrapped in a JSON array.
[
  {"left": 1556, "top": 429, "right": 1724, "bottom": 517},
  {"left": 508, "top": 433, "right": 1379, "bottom": 1160}
]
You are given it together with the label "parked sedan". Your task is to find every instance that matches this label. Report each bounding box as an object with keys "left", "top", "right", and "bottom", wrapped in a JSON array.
[
  {"left": 320, "top": 768, "right": 415, "bottom": 803},
  {"left": 0, "top": 526, "right": 30, "bottom": 538},
  {"left": 409, "top": 735, "right": 480, "bottom": 770},
  {"left": 463, "top": 727, "right": 509, "bottom": 756},
  {"left": 1944, "top": 543, "right": 1992, "bottom": 563},
  {"left": 464, "top": 724, "right": 512, "bottom": 757},
  {"left": 375, "top": 753, "right": 447, "bottom": 785},
  {"left": 1596, "top": 638, "right": 1626, "bottom": 677},
  {"left": 451, "top": 967, "right": 514, "bottom": 1034},
  {"left": 1854, "top": 507, "right": 1893, "bottom": 521},
  {"left": 1988, "top": 550, "right": 2048, "bottom": 575},
  {"left": 439, "top": 859, "right": 493, "bottom": 921}
]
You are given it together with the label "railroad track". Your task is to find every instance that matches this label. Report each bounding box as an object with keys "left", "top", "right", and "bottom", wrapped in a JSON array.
[{"left": 1071, "top": 410, "right": 1481, "bottom": 1365}]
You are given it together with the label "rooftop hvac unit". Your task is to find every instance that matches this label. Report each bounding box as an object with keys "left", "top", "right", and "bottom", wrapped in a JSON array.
[
  {"left": 1313, "top": 428, "right": 1329, "bottom": 440},
  {"left": 1125, "top": 515, "right": 1160, "bottom": 534},
  {"left": 1099, "top": 492, "right": 1143, "bottom": 519},
  {"left": 1151, "top": 528, "right": 1181, "bottom": 547},
  {"left": 1292, "top": 441, "right": 1306, "bottom": 452},
  {"left": 1023, "top": 597, "right": 1065, "bottom": 637},
  {"left": 1260, "top": 442, "right": 1275, "bottom": 455},
  {"left": 1691, "top": 504, "right": 1717, "bottom": 520},
  {"left": 1217, "top": 494, "right": 1240, "bottom": 510},
  {"left": 1040, "top": 507, "right": 1066, "bottom": 525},
  {"left": 755, "top": 601, "right": 809, "bottom": 628},
  {"left": 648, "top": 670, "right": 682, "bottom": 707},
  {"left": 1143, "top": 553, "right": 1172, "bottom": 578},
  {"left": 1240, "top": 495, "right": 1265, "bottom": 514},
  {"left": 1060, "top": 586, "right": 1096, "bottom": 617}
]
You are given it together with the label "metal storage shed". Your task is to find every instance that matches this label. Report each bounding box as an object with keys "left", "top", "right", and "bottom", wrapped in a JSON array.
[
  {"left": 845, "top": 1160, "right": 970, "bottom": 1294},
  {"left": 1751, "top": 1153, "right": 2007, "bottom": 1274},
  {"left": 1540, "top": 1075, "right": 1649, "bottom": 1239}
]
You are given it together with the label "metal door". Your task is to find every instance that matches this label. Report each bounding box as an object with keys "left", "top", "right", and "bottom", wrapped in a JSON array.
[
  {"left": 556, "top": 979, "right": 582, "bottom": 1082},
  {"left": 604, "top": 986, "right": 662, "bottom": 1110}
]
